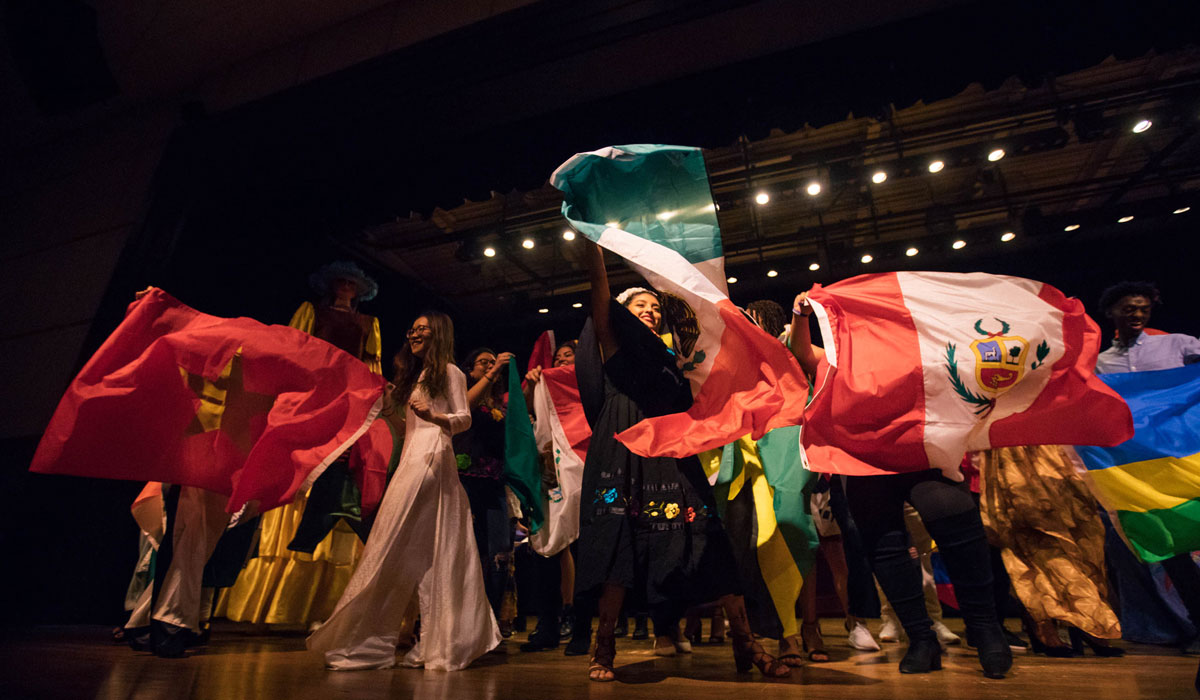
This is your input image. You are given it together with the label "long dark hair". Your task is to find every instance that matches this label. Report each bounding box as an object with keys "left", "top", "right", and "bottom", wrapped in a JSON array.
[
  {"left": 392, "top": 311, "right": 455, "bottom": 403},
  {"left": 461, "top": 346, "right": 505, "bottom": 406}
]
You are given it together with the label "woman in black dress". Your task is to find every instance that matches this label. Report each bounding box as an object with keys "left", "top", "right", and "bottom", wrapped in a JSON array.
[{"left": 575, "top": 239, "right": 789, "bottom": 681}]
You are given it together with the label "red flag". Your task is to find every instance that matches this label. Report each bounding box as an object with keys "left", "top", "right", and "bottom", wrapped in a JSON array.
[
  {"left": 30, "top": 288, "right": 386, "bottom": 512},
  {"left": 527, "top": 330, "right": 556, "bottom": 374},
  {"left": 803, "top": 272, "right": 1132, "bottom": 478}
]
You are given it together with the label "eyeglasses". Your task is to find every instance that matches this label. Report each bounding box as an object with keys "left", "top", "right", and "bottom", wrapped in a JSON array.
[
  {"left": 474, "top": 358, "right": 496, "bottom": 367},
  {"left": 406, "top": 326, "right": 431, "bottom": 337}
]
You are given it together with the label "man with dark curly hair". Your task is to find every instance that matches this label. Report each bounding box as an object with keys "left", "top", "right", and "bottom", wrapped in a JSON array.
[{"left": 1094, "top": 281, "right": 1199, "bottom": 374}]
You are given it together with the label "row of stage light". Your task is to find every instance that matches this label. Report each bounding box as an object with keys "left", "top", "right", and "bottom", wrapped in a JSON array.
[{"left": 520, "top": 201, "right": 1190, "bottom": 315}]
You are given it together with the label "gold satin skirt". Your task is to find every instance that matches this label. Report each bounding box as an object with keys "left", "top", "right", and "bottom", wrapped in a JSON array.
[{"left": 979, "top": 445, "right": 1120, "bottom": 639}]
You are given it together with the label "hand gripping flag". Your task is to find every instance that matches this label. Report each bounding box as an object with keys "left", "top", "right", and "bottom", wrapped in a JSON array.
[
  {"left": 529, "top": 362, "right": 591, "bottom": 556},
  {"left": 551, "top": 145, "right": 809, "bottom": 458},
  {"left": 803, "top": 271, "right": 1133, "bottom": 478},
  {"left": 30, "top": 288, "right": 386, "bottom": 512},
  {"left": 1075, "top": 364, "right": 1200, "bottom": 563}
]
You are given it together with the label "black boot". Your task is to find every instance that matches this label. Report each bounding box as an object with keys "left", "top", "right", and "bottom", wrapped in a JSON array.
[
  {"left": 870, "top": 529, "right": 941, "bottom": 674},
  {"left": 631, "top": 613, "right": 649, "bottom": 640},
  {"left": 559, "top": 604, "right": 575, "bottom": 638},
  {"left": 924, "top": 509, "right": 1012, "bottom": 679},
  {"left": 150, "top": 619, "right": 189, "bottom": 658}
]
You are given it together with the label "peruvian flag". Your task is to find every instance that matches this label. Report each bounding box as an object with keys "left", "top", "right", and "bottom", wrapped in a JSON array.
[
  {"left": 803, "top": 272, "right": 1133, "bottom": 478},
  {"left": 551, "top": 145, "right": 809, "bottom": 458},
  {"left": 529, "top": 362, "right": 591, "bottom": 556},
  {"left": 30, "top": 288, "right": 386, "bottom": 511}
]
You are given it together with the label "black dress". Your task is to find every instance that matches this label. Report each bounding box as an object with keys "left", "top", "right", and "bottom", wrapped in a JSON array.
[{"left": 574, "top": 302, "right": 740, "bottom": 613}]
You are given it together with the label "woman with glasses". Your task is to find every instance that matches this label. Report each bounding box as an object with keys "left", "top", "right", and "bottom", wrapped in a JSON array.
[
  {"left": 452, "top": 347, "right": 518, "bottom": 634},
  {"left": 308, "top": 312, "right": 501, "bottom": 671}
]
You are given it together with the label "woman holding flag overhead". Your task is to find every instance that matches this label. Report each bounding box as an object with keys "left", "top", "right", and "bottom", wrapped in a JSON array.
[
  {"left": 574, "top": 238, "right": 789, "bottom": 681},
  {"left": 308, "top": 312, "right": 501, "bottom": 670}
]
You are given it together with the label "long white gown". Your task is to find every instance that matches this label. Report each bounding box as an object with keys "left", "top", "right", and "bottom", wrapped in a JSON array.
[{"left": 307, "top": 364, "right": 501, "bottom": 670}]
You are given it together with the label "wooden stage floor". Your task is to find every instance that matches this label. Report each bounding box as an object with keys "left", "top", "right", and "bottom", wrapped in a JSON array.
[{"left": 2, "top": 619, "right": 1197, "bottom": 700}]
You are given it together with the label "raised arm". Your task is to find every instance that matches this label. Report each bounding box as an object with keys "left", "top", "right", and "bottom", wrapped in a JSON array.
[
  {"left": 788, "top": 292, "right": 820, "bottom": 378},
  {"left": 466, "top": 351, "right": 514, "bottom": 406},
  {"left": 582, "top": 237, "right": 618, "bottom": 358}
]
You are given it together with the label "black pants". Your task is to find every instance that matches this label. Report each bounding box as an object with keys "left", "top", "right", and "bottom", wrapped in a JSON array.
[
  {"left": 844, "top": 470, "right": 998, "bottom": 642},
  {"left": 827, "top": 477, "right": 881, "bottom": 618}
]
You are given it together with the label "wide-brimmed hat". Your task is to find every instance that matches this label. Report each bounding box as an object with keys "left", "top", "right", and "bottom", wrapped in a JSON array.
[{"left": 309, "top": 260, "right": 379, "bottom": 302}]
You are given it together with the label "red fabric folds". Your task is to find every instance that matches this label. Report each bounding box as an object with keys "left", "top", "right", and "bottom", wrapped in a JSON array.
[{"left": 30, "top": 288, "right": 385, "bottom": 512}]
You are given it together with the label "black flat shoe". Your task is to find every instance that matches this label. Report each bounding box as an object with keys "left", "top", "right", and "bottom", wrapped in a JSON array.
[
  {"left": 613, "top": 617, "right": 628, "bottom": 638},
  {"left": 631, "top": 614, "right": 649, "bottom": 640},
  {"left": 898, "top": 637, "right": 943, "bottom": 674},
  {"left": 565, "top": 629, "right": 592, "bottom": 656},
  {"left": 1068, "top": 627, "right": 1125, "bottom": 657}
]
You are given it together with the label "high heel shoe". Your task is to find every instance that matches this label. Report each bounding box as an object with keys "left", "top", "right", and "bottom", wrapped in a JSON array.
[
  {"left": 732, "top": 633, "right": 791, "bottom": 677},
  {"left": 1022, "top": 616, "right": 1076, "bottom": 658},
  {"left": 898, "top": 636, "right": 943, "bottom": 674},
  {"left": 1068, "top": 627, "right": 1125, "bottom": 657},
  {"left": 588, "top": 632, "right": 616, "bottom": 682}
]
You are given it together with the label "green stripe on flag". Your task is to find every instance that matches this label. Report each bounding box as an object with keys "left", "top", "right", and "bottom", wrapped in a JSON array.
[
  {"left": 504, "top": 357, "right": 544, "bottom": 532},
  {"left": 1116, "top": 497, "right": 1200, "bottom": 563},
  {"left": 553, "top": 145, "right": 723, "bottom": 264}
]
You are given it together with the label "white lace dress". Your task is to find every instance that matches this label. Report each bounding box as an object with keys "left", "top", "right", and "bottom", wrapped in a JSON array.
[{"left": 307, "top": 364, "right": 501, "bottom": 670}]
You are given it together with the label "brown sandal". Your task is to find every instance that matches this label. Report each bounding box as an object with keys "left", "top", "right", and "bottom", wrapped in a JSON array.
[
  {"left": 801, "top": 622, "right": 830, "bottom": 662},
  {"left": 588, "top": 632, "right": 616, "bottom": 682},
  {"left": 733, "top": 633, "right": 791, "bottom": 677}
]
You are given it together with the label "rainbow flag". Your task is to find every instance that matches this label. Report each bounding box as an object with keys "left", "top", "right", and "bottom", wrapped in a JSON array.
[{"left": 1075, "top": 363, "right": 1200, "bottom": 563}]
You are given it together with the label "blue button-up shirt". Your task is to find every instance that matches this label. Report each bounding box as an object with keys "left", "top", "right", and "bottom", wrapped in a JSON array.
[{"left": 1094, "top": 332, "right": 1200, "bottom": 374}]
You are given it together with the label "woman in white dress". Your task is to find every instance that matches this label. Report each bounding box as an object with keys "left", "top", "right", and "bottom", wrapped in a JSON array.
[{"left": 308, "top": 311, "right": 502, "bottom": 670}]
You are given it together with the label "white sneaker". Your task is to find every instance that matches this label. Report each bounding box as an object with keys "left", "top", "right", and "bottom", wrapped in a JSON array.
[
  {"left": 932, "top": 621, "right": 961, "bottom": 647},
  {"left": 878, "top": 618, "right": 902, "bottom": 643},
  {"left": 846, "top": 620, "right": 881, "bottom": 651}
]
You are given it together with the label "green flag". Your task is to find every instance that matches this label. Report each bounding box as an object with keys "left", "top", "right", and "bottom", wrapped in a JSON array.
[{"left": 504, "top": 357, "right": 544, "bottom": 532}]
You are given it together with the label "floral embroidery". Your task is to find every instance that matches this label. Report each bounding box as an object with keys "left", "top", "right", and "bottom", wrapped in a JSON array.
[
  {"left": 664, "top": 503, "right": 680, "bottom": 519},
  {"left": 455, "top": 454, "right": 471, "bottom": 471},
  {"left": 490, "top": 407, "right": 505, "bottom": 422},
  {"left": 601, "top": 488, "right": 618, "bottom": 504},
  {"left": 686, "top": 506, "right": 696, "bottom": 522},
  {"left": 647, "top": 500, "right": 661, "bottom": 517}
]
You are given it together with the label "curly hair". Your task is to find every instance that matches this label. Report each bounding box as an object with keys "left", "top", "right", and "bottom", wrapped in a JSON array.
[
  {"left": 392, "top": 311, "right": 455, "bottom": 404},
  {"left": 1099, "top": 281, "right": 1161, "bottom": 315},
  {"left": 746, "top": 300, "right": 788, "bottom": 338}
]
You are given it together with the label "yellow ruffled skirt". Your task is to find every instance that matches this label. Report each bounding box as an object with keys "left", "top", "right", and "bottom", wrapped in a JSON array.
[{"left": 216, "top": 489, "right": 363, "bottom": 626}]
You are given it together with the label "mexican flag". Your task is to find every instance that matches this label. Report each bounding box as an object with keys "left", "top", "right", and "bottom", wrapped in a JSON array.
[
  {"left": 528, "top": 363, "right": 591, "bottom": 556},
  {"left": 551, "top": 145, "right": 809, "bottom": 458}
]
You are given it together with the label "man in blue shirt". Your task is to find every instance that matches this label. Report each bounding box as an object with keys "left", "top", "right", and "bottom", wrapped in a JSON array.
[
  {"left": 1095, "top": 281, "right": 1200, "bottom": 667},
  {"left": 1095, "top": 281, "right": 1200, "bottom": 373}
]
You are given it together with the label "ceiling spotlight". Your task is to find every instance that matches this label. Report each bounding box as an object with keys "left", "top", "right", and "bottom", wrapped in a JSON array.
[
  {"left": 572, "top": 302, "right": 583, "bottom": 308},
  {"left": 766, "top": 269, "right": 779, "bottom": 278},
  {"left": 928, "top": 160, "right": 945, "bottom": 173},
  {"left": 860, "top": 254, "right": 873, "bottom": 264},
  {"left": 562, "top": 229, "right": 576, "bottom": 241},
  {"left": 871, "top": 171, "right": 887, "bottom": 184},
  {"left": 905, "top": 247, "right": 919, "bottom": 257},
  {"left": 755, "top": 192, "right": 770, "bottom": 205},
  {"left": 537, "top": 307, "right": 549, "bottom": 314},
  {"left": 1064, "top": 224, "right": 1080, "bottom": 232},
  {"left": 657, "top": 210, "right": 678, "bottom": 220},
  {"left": 522, "top": 238, "right": 536, "bottom": 249},
  {"left": 1132, "top": 119, "right": 1152, "bottom": 134},
  {"left": 1001, "top": 231, "right": 1016, "bottom": 242},
  {"left": 806, "top": 182, "right": 822, "bottom": 196},
  {"left": 605, "top": 221, "right": 619, "bottom": 229},
  {"left": 952, "top": 239, "right": 967, "bottom": 250},
  {"left": 483, "top": 246, "right": 497, "bottom": 257},
  {"left": 987, "top": 148, "right": 1006, "bottom": 162},
  {"left": 1174, "top": 206, "right": 1191, "bottom": 214},
  {"left": 808, "top": 262, "right": 820, "bottom": 271},
  {"left": 1118, "top": 215, "right": 1135, "bottom": 223},
  {"left": 727, "top": 276, "right": 738, "bottom": 284}
]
